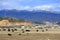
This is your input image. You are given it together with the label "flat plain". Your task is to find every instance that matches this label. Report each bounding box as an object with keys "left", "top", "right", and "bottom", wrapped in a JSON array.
[{"left": 0, "top": 33, "right": 60, "bottom": 40}]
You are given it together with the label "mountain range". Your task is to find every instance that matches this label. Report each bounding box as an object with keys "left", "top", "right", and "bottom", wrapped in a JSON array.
[{"left": 0, "top": 9, "right": 60, "bottom": 22}]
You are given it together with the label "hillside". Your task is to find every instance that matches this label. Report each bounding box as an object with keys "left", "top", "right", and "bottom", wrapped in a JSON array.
[
  {"left": 0, "top": 17, "right": 26, "bottom": 22},
  {"left": 0, "top": 17, "right": 33, "bottom": 26}
]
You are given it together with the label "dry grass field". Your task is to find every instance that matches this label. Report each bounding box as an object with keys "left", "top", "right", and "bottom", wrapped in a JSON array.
[{"left": 0, "top": 33, "right": 60, "bottom": 40}]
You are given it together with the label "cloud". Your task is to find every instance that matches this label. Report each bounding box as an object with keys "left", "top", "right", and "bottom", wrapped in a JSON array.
[
  {"left": 33, "top": 5, "right": 53, "bottom": 10},
  {"left": 1, "top": 2, "right": 9, "bottom": 6},
  {"left": 32, "top": 4, "right": 60, "bottom": 11},
  {"left": 0, "top": 3, "right": 60, "bottom": 11},
  {"left": 16, "top": 0, "right": 25, "bottom": 1},
  {"left": 21, "top": 6, "right": 30, "bottom": 10},
  {"left": 0, "top": 0, "right": 60, "bottom": 11}
]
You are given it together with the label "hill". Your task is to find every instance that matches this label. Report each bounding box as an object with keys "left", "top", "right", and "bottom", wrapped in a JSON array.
[{"left": 0, "top": 17, "right": 26, "bottom": 22}]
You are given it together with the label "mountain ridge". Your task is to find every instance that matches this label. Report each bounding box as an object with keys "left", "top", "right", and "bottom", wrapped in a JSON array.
[{"left": 0, "top": 9, "right": 60, "bottom": 22}]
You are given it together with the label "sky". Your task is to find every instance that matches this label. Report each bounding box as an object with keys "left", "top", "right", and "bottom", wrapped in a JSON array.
[{"left": 0, "top": 0, "right": 60, "bottom": 11}]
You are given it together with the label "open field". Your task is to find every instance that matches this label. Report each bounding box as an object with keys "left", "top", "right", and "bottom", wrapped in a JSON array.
[
  {"left": 0, "top": 28, "right": 60, "bottom": 40},
  {"left": 0, "top": 33, "right": 60, "bottom": 40}
]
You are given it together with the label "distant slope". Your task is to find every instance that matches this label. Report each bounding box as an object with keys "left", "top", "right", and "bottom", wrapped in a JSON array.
[{"left": 0, "top": 9, "right": 60, "bottom": 22}]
